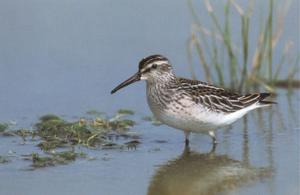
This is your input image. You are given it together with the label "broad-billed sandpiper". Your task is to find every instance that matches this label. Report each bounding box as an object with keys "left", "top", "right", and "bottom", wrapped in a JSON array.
[{"left": 111, "top": 55, "right": 274, "bottom": 146}]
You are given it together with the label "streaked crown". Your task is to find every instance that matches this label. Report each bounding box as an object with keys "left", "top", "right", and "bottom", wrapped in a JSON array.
[
  {"left": 139, "top": 55, "right": 169, "bottom": 69},
  {"left": 138, "top": 55, "right": 172, "bottom": 75}
]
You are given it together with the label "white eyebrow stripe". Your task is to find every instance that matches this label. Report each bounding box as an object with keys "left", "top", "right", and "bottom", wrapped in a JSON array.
[
  {"left": 141, "top": 60, "right": 169, "bottom": 72},
  {"left": 152, "top": 60, "right": 168, "bottom": 65}
]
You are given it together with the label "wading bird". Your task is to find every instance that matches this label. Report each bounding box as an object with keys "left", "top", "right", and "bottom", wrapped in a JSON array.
[{"left": 111, "top": 55, "right": 274, "bottom": 146}]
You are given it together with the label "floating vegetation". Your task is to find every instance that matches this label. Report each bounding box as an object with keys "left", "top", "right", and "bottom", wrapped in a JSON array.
[
  {"left": 125, "top": 140, "right": 141, "bottom": 150},
  {"left": 0, "top": 109, "right": 141, "bottom": 150},
  {"left": 117, "top": 109, "right": 135, "bottom": 115},
  {"left": 37, "top": 140, "right": 68, "bottom": 151},
  {"left": 101, "top": 142, "right": 123, "bottom": 150},
  {"left": 0, "top": 123, "right": 9, "bottom": 132},
  {"left": 86, "top": 109, "right": 105, "bottom": 117},
  {"left": 27, "top": 150, "right": 85, "bottom": 168},
  {"left": 0, "top": 155, "right": 11, "bottom": 164},
  {"left": 35, "top": 110, "right": 136, "bottom": 149},
  {"left": 0, "top": 109, "right": 168, "bottom": 169},
  {"left": 0, "top": 109, "right": 141, "bottom": 169},
  {"left": 142, "top": 116, "right": 163, "bottom": 126}
]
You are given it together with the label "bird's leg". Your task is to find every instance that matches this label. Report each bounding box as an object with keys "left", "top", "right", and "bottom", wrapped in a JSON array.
[
  {"left": 208, "top": 130, "right": 217, "bottom": 145},
  {"left": 184, "top": 131, "right": 190, "bottom": 146},
  {"left": 209, "top": 142, "right": 216, "bottom": 153},
  {"left": 182, "top": 143, "right": 191, "bottom": 157}
]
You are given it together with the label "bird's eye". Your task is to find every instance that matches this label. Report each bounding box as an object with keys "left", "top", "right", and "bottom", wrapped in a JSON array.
[{"left": 152, "top": 64, "right": 157, "bottom": 69}]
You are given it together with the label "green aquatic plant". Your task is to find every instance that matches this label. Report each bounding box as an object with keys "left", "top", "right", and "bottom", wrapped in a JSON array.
[
  {"left": 35, "top": 111, "right": 136, "bottom": 149},
  {"left": 86, "top": 109, "right": 105, "bottom": 117},
  {"left": 142, "top": 116, "right": 163, "bottom": 126},
  {"left": 0, "top": 110, "right": 141, "bottom": 169},
  {"left": 0, "top": 110, "right": 137, "bottom": 151},
  {"left": 117, "top": 109, "right": 135, "bottom": 115},
  {"left": 30, "top": 150, "right": 82, "bottom": 168},
  {"left": 0, "top": 123, "right": 9, "bottom": 132},
  {"left": 37, "top": 140, "right": 68, "bottom": 151},
  {"left": 125, "top": 140, "right": 141, "bottom": 150},
  {"left": 0, "top": 155, "right": 11, "bottom": 164},
  {"left": 187, "top": 0, "right": 299, "bottom": 92}
]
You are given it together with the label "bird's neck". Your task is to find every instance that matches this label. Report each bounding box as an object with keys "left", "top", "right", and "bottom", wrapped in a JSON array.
[
  {"left": 146, "top": 73, "right": 176, "bottom": 110},
  {"left": 146, "top": 72, "right": 177, "bottom": 87}
]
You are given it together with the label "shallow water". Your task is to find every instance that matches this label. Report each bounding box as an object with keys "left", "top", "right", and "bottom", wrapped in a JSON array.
[
  {"left": 0, "top": 0, "right": 299, "bottom": 195},
  {"left": 0, "top": 90, "right": 299, "bottom": 195}
]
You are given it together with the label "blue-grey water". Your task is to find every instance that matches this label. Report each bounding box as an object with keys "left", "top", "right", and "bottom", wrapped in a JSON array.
[{"left": 0, "top": 1, "right": 299, "bottom": 195}]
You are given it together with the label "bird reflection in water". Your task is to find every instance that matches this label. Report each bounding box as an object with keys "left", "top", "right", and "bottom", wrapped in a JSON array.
[{"left": 148, "top": 146, "right": 272, "bottom": 195}]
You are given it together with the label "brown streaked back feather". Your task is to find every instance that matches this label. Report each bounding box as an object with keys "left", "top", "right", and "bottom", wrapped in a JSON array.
[{"left": 176, "top": 78, "right": 274, "bottom": 113}]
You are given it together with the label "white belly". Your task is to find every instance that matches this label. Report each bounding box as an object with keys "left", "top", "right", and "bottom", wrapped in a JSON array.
[
  {"left": 147, "top": 93, "right": 257, "bottom": 133},
  {"left": 151, "top": 106, "right": 224, "bottom": 133}
]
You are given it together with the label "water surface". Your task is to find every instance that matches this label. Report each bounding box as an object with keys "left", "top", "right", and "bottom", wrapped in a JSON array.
[{"left": 0, "top": 1, "right": 299, "bottom": 195}]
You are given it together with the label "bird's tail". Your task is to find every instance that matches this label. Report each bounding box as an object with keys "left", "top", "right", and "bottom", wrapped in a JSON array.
[{"left": 258, "top": 93, "right": 277, "bottom": 106}]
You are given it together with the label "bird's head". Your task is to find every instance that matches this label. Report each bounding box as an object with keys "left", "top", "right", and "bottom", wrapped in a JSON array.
[{"left": 111, "top": 54, "right": 173, "bottom": 94}]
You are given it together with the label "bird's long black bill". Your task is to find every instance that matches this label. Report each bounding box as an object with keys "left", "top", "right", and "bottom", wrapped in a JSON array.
[{"left": 111, "top": 72, "right": 140, "bottom": 94}]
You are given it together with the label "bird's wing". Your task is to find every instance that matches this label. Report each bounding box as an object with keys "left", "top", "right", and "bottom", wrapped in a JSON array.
[{"left": 177, "top": 78, "right": 271, "bottom": 113}]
